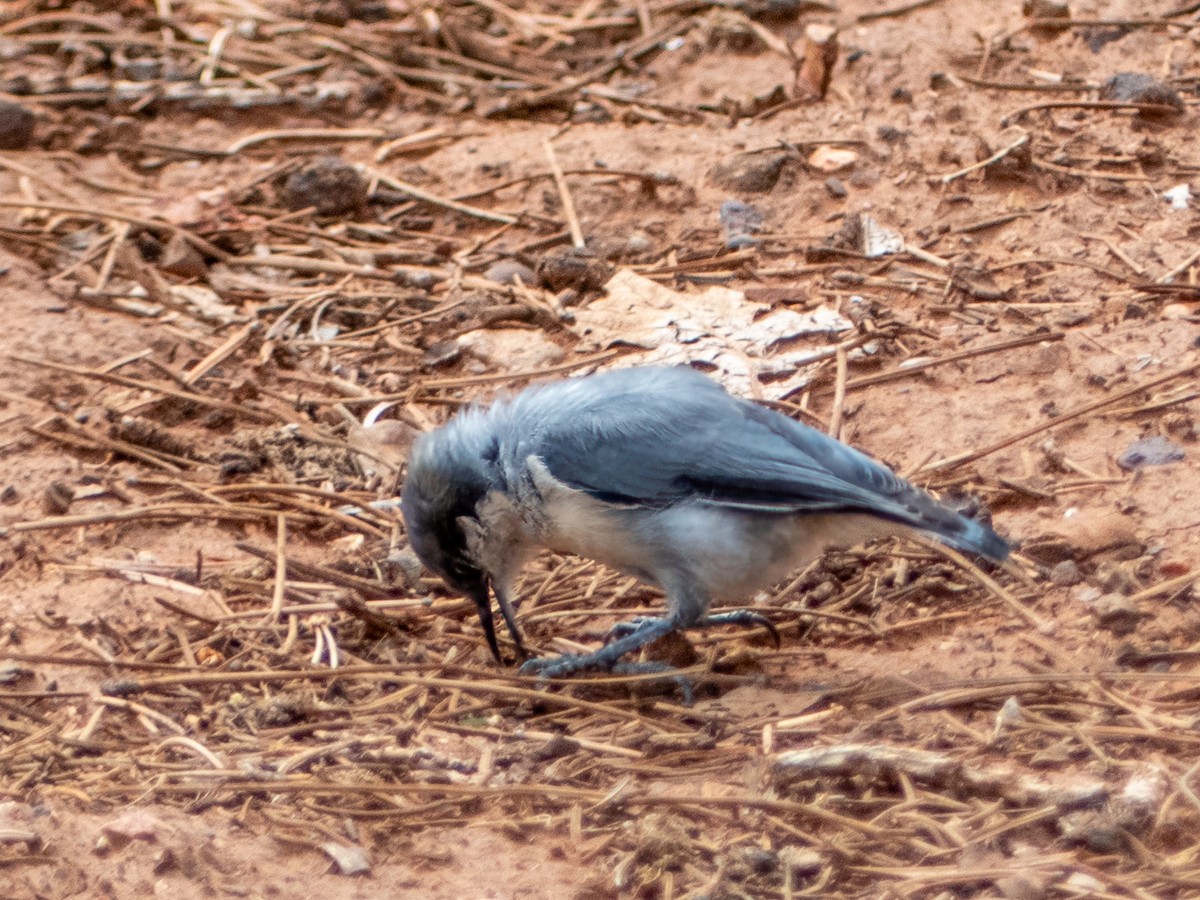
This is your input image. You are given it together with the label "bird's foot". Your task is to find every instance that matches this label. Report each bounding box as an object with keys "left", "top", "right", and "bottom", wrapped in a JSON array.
[
  {"left": 520, "top": 616, "right": 671, "bottom": 676},
  {"left": 519, "top": 650, "right": 693, "bottom": 705},
  {"left": 604, "top": 610, "right": 779, "bottom": 648}
]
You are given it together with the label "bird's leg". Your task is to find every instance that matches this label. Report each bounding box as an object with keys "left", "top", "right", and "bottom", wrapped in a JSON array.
[
  {"left": 519, "top": 615, "right": 679, "bottom": 678},
  {"left": 605, "top": 610, "right": 780, "bottom": 648}
]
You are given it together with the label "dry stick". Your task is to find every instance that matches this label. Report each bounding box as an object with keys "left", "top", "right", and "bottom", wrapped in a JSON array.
[
  {"left": 1031, "top": 157, "right": 1152, "bottom": 183},
  {"left": 492, "top": 17, "right": 695, "bottom": 113},
  {"left": 235, "top": 542, "right": 405, "bottom": 600},
  {"left": 828, "top": 346, "right": 848, "bottom": 441},
  {"left": 930, "top": 543, "right": 1050, "bottom": 634},
  {"left": 857, "top": 0, "right": 946, "bottom": 21},
  {"left": 181, "top": 321, "right": 260, "bottom": 386},
  {"left": 921, "top": 359, "right": 1200, "bottom": 473},
  {"left": 443, "top": 720, "right": 642, "bottom": 758},
  {"left": 10, "top": 355, "right": 278, "bottom": 423},
  {"left": 320, "top": 350, "right": 628, "bottom": 407},
  {"left": 1026, "top": 16, "right": 1200, "bottom": 28},
  {"left": 265, "top": 514, "right": 288, "bottom": 625},
  {"left": 225, "top": 128, "right": 389, "bottom": 154},
  {"left": 1008, "top": 100, "right": 1183, "bottom": 119},
  {"left": 0, "top": 198, "right": 228, "bottom": 260},
  {"left": 941, "top": 132, "right": 1029, "bottom": 184},
  {"left": 1159, "top": 246, "right": 1200, "bottom": 283},
  {"left": 1127, "top": 570, "right": 1200, "bottom": 606},
  {"left": 818, "top": 331, "right": 1064, "bottom": 396},
  {"left": 0, "top": 504, "right": 301, "bottom": 535},
  {"left": 371, "top": 170, "right": 519, "bottom": 225},
  {"left": 220, "top": 252, "right": 435, "bottom": 281},
  {"left": 542, "top": 137, "right": 585, "bottom": 249},
  {"left": 111, "top": 667, "right": 658, "bottom": 723},
  {"left": 956, "top": 74, "right": 1096, "bottom": 92},
  {"left": 126, "top": 778, "right": 883, "bottom": 835},
  {"left": 25, "top": 423, "right": 184, "bottom": 473}
]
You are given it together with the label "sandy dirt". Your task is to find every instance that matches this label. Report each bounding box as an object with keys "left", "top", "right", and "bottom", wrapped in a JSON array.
[{"left": 0, "top": 0, "right": 1199, "bottom": 897}]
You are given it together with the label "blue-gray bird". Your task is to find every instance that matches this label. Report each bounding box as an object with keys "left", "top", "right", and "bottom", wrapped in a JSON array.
[{"left": 401, "top": 365, "right": 1008, "bottom": 678}]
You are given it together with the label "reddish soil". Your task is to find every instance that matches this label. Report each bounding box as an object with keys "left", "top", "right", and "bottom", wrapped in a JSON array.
[{"left": 1, "top": 0, "right": 1199, "bottom": 897}]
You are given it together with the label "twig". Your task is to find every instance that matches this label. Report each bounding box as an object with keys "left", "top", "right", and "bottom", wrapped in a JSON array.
[
  {"left": 181, "top": 321, "right": 260, "bottom": 386},
  {"left": 921, "top": 359, "right": 1200, "bottom": 473},
  {"left": 371, "top": 170, "right": 519, "bottom": 225},
  {"left": 1007, "top": 100, "right": 1183, "bottom": 120},
  {"left": 828, "top": 346, "right": 848, "bottom": 441},
  {"left": 265, "top": 514, "right": 288, "bottom": 625},
  {"left": 225, "top": 127, "right": 389, "bottom": 154},
  {"left": 817, "top": 331, "right": 1065, "bottom": 396},
  {"left": 10, "top": 355, "right": 278, "bottom": 423},
  {"left": 0, "top": 198, "right": 228, "bottom": 260},
  {"left": 857, "top": 0, "right": 945, "bottom": 22},
  {"left": 542, "top": 136, "right": 585, "bottom": 249},
  {"left": 941, "top": 132, "right": 1028, "bottom": 184}
]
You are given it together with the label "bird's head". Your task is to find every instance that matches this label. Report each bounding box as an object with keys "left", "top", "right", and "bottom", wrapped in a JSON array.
[{"left": 401, "top": 414, "right": 505, "bottom": 660}]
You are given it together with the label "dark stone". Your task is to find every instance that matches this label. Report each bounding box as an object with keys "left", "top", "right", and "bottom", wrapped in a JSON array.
[
  {"left": 282, "top": 157, "right": 368, "bottom": 216},
  {"left": 1049, "top": 560, "right": 1083, "bottom": 586},
  {"left": 1100, "top": 72, "right": 1184, "bottom": 118},
  {"left": 0, "top": 101, "right": 34, "bottom": 150},
  {"left": 536, "top": 248, "right": 611, "bottom": 293},
  {"left": 158, "top": 233, "right": 208, "bottom": 278},
  {"left": 824, "top": 177, "right": 848, "bottom": 198},
  {"left": 708, "top": 150, "right": 789, "bottom": 193}
]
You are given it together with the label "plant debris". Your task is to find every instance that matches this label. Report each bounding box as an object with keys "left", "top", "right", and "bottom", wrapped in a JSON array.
[{"left": 0, "top": 0, "right": 1198, "bottom": 896}]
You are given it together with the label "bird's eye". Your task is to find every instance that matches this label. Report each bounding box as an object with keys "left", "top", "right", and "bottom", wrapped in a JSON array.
[{"left": 481, "top": 436, "right": 500, "bottom": 463}]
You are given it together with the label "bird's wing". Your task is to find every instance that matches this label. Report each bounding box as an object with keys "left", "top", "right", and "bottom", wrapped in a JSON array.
[{"left": 522, "top": 367, "right": 1007, "bottom": 559}]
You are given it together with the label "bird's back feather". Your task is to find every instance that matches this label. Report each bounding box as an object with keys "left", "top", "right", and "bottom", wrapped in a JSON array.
[{"left": 489, "top": 366, "right": 1007, "bottom": 561}]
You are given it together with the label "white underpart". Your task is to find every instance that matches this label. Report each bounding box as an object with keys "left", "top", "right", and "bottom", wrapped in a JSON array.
[{"left": 511, "top": 457, "right": 906, "bottom": 611}]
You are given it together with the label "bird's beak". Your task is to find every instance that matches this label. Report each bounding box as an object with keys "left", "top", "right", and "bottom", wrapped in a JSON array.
[
  {"left": 466, "top": 578, "right": 504, "bottom": 665},
  {"left": 493, "top": 581, "right": 527, "bottom": 660}
]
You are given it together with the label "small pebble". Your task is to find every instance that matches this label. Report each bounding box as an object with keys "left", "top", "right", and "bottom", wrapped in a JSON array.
[
  {"left": 1117, "top": 435, "right": 1185, "bottom": 471},
  {"left": 0, "top": 100, "right": 34, "bottom": 150},
  {"left": 709, "top": 150, "right": 788, "bottom": 193},
  {"left": 1049, "top": 560, "right": 1083, "bottom": 586},
  {"left": 1093, "top": 592, "right": 1141, "bottom": 635},
  {"left": 719, "top": 199, "right": 765, "bottom": 249},
  {"left": 1099, "top": 72, "right": 1184, "bottom": 118},
  {"left": 483, "top": 259, "right": 536, "bottom": 285},
  {"left": 43, "top": 481, "right": 74, "bottom": 515},
  {"left": 282, "top": 157, "right": 368, "bottom": 215},
  {"left": 157, "top": 233, "right": 207, "bottom": 278},
  {"left": 824, "top": 177, "right": 848, "bottom": 198}
]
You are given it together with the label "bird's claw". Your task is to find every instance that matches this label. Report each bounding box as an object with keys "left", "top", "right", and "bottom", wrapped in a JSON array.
[
  {"left": 517, "top": 654, "right": 694, "bottom": 704},
  {"left": 698, "top": 610, "right": 782, "bottom": 648},
  {"left": 603, "top": 616, "right": 660, "bottom": 644}
]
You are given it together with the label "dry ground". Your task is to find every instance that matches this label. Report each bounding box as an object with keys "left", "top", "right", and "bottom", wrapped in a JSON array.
[{"left": 0, "top": 0, "right": 1199, "bottom": 897}]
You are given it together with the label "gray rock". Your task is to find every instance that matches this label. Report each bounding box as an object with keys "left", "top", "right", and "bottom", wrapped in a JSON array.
[
  {"left": 1049, "top": 560, "right": 1083, "bottom": 586},
  {"left": 1117, "top": 436, "right": 1185, "bottom": 471}
]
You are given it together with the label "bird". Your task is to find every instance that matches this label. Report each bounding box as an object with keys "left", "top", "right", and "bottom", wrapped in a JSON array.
[{"left": 401, "top": 365, "right": 1008, "bottom": 679}]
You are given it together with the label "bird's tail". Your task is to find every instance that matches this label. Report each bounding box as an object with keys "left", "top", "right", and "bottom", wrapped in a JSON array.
[{"left": 928, "top": 513, "right": 1009, "bottom": 562}]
